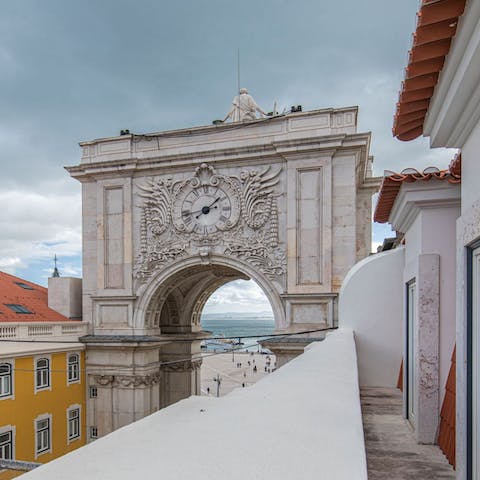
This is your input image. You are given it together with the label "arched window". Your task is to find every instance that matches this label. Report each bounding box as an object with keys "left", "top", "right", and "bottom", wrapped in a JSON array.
[
  {"left": 67, "top": 354, "right": 80, "bottom": 383},
  {"left": 0, "top": 363, "right": 12, "bottom": 397},
  {"left": 35, "top": 358, "right": 50, "bottom": 390}
]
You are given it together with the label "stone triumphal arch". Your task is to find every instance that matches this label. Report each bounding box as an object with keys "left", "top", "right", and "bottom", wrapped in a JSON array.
[{"left": 67, "top": 106, "right": 379, "bottom": 438}]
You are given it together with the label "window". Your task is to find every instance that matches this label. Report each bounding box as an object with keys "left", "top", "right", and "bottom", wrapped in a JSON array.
[
  {"left": 0, "top": 363, "right": 12, "bottom": 398},
  {"left": 89, "top": 386, "right": 97, "bottom": 398},
  {"left": 35, "top": 417, "right": 50, "bottom": 455},
  {"left": 67, "top": 354, "right": 80, "bottom": 384},
  {"left": 89, "top": 426, "right": 98, "bottom": 439},
  {"left": 468, "top": 244, "right": 480, "bottom": 479},
  {"left": 67, "top": 408, "right": 80, "bottom": 441},
  {"left": 0, "top": 430, "right": 13, "bottom": 460},
  {"left": 14, "top": 282, "right": 34, "bottom": 290},
  {"left": 35, "top": 358, "right": 50, "bottom": 390},
  {"left": 4, "top": 304, "right": 32, "bottom": 314}
]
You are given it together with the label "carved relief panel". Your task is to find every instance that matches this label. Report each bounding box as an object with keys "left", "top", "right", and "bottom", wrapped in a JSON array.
[{"left": 134, "top": 163, "right": 286, "bottom": 283}]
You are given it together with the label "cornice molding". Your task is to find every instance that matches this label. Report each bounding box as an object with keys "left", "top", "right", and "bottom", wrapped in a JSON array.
[{"left": 389, "top": 182, "right": 461, "bottom": 233}]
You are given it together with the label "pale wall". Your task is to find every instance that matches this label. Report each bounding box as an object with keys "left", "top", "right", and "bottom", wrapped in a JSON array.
[
  {"left": 47, "top": 277, "right": 82, "bottom": 319},
  {"left": 403, "top": 207, "right": 458, "bottom": 402},
  {"left": 422, "top": 207, "right": 458, "bottom": 396},
  {"left": 339, "top": 248, "right": 404, "bottom": 387},
  {"left": 462, "top": 119, "right": 480, "bottom": 214},
  {"left": 456, "top": 116, "right": 480, "bottom": 479}
]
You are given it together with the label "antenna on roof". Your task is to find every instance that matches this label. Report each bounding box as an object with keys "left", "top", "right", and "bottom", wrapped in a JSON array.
[
  {"left": 52, "top": 254, "right": 60, "bottom": 278},
  {"left": 237, "top": 48, "right": 240, "bottom": 94}
]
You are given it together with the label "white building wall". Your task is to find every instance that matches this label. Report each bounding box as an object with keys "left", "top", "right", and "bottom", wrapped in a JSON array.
[
  {"left": 339, "top": 248, "right": 404, "bottom": 387},
  {"left": 462, "top": 119, "right": 480, "bottom": 214},
  {"left": 422, "top": 207, "right": 458, "bottom": 397},
  {"left": 456, "top": 119, "right": 480, "bottom": 479}
]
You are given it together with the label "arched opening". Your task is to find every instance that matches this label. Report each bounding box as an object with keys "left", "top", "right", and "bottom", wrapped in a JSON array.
[
  {"left": 134, "top": 256, "right": 284, "bottom": 407},
  {"left": 135, "top": 256, "right": 285, "bottom": 334},
  {"left": 200, "top": 279, "right": 276, "bottom": 397}
]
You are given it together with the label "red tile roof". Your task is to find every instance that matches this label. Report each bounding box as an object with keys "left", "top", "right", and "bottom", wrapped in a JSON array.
[
  {"left": 374, "top": 159, "right": 461, "bottom": 224},
  {"left": 438, "top": 346, "right": 456, "bottom": 468},
  {"left": 0, "top": 271, "right": 70, "bottom": 322},
  {"left": 393, "top": 0, "right": 467, "bottom": 141}
]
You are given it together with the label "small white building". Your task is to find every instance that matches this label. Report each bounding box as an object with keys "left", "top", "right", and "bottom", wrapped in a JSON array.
[
  {"left": 390, "top": 0, "right": 480, "bottom": 476},
  {"left": 340, "top": 166, "right": 460, "bottom": 448}
]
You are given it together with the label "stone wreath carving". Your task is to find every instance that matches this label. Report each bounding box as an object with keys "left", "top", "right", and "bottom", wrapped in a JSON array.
[
  {"left": 160, "top": 359, "right": 202, "bottom": 373},
  {"left": 134, "top": 163, "right": 286, "bottom": 281},
  {"left": 93, "top": 372, "right": 161, "bottom": 388}
]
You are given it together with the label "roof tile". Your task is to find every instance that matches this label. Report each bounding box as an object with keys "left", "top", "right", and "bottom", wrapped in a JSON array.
[
  {"left": 0, "top": 271, "right": 71, "bottom": 322},
  {"left": 393, "top": 0, "right": 466, "bottom": 141},
  {"left": 374, "top": 162, "right": 461, "bottom": 224}
]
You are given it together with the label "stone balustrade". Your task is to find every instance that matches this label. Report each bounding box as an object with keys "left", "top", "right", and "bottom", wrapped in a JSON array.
[{"left": 0, "top": 322, "right": 88, "bottom": 341}]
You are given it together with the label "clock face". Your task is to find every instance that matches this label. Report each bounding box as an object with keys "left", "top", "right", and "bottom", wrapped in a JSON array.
[{"left": 173, "top": 182, "right": 240, "bottom": 235}]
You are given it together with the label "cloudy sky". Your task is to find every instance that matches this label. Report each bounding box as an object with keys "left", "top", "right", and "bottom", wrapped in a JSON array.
[{"left": 0, "top": 0, "right": 455, "bottom": 313}]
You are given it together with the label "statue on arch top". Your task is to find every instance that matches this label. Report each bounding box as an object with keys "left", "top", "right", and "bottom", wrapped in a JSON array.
[{"left": 223, "top": 88, "right": 268, "bottom": 123}]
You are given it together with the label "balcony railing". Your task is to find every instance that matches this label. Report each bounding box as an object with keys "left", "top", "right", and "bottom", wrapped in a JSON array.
[{"left": 0, "top": 322, "right": 88, "bottom": 341}]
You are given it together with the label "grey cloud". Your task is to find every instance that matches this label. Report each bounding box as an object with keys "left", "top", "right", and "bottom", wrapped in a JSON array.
[{"left": 1, "top": 0, "right": 447, "bottom": 282}]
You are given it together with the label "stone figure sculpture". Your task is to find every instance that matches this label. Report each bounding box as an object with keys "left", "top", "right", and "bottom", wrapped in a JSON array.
[{"left": 223, "top": 88, "right": 268, "bottom": 122}]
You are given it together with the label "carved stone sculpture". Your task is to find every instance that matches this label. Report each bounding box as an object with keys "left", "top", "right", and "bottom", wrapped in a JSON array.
[
  {"left": 134, "top": 163, "right": 286, "bottom": 281},
  {"left": 223, "top": 88, "right": 268, "bottom": 122}
]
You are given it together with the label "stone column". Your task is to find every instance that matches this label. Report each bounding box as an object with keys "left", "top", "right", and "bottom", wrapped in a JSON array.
[
  {"left": 415, "top": 254, "right": 440, "bottom": 444},
  {"left": 159, "top": 339, "right": 203, "bottom": 408},
  {"left": 84, "top": 340, "right": 163, "bottom": 439}
]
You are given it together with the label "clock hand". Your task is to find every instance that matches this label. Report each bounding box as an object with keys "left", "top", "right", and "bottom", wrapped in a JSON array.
[
  {"left": 187, "top": 198, "right": 221, "bottom": 216},
  {"left": 195, "top": 205, "right": 218, "bottom": 220},
  {"left": 192, "top": 197, "right": 222, "bottom": 219},
  {"left": 208, "top": 197, "right": 221, "bottom": 208}
]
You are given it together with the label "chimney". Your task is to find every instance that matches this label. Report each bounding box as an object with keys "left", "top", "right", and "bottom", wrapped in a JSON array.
[{"left": 48, "top": 277, "right": 82, "bottom": 320}]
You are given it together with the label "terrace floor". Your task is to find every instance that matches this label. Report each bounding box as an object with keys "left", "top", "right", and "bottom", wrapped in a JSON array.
[{"left": 361, "top": 387, "right": 455, "bottom": 479}]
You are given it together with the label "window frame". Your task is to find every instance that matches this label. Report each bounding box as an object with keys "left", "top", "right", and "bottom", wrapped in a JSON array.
[
  {"left": 467, "top": 240, "right": 480, "bottom": 480},
  {"left": 0, "top": 425, "right": 15, "bottom": 461},
  {"left": 67, "top": 353, "right": 80, "bottom": 385},
  {"left": 89, "top": 386, "right": 97, "bottom": 398},
  {"left": 14, "top": 282, "right": 34, "bottom": 290},
  {"left": 89, "top": 426, "right": 98, "bottom": 440},
  {"left": 66, "top": 405, "right": 81, "bottom": 443},
  {"left": 0, "top": 361, "right": 14, "bottom": 400},
  {"left": 34, "top": 356, "right": 51, "bottom": 393},
  {"left": 4, "top": 304, "right": 32, "bottom": 314},
  {"left": 34, "top": 414, "right": 51, "bottom": 458}
]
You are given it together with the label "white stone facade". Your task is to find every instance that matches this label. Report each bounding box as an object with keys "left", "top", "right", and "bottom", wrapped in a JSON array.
[{"left": 67, "top": 107, "right": 379, "bottom": 437}]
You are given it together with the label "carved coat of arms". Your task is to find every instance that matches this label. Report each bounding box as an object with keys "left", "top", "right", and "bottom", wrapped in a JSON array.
[{"left": 134, "top": 163, "right": 285, "bottom": 281}]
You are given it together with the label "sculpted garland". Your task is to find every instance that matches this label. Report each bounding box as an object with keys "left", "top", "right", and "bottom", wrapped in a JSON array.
[{"left": 134, "top": 163, "right": 285, "bottom": 280}]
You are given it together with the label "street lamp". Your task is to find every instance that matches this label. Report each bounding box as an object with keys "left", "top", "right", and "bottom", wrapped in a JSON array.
[{"left": 213, "top": 374, "right": 222, "bottom": 397}]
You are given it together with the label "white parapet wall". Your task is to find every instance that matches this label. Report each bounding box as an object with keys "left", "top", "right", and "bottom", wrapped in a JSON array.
[
  {"left": 20, "top": 328, "right": 367, "bottom": 480},
  {"left": 339, "top": 248, "right": 404, "bottom": 387}
]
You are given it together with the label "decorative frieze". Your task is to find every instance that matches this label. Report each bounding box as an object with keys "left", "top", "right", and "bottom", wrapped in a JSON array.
[
  {"left": 93, "top": 372, "right": 161, "bottom": 387},
  {"left": 134, "top": 163, "right": 285, "bottom": 281},
  {"left": 160, "top": 359, "right": 202, "bottom": 373}
]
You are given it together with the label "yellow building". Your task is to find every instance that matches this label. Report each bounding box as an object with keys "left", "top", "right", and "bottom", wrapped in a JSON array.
[{"left": 0, "top": 272, "right": 87, "bottom": 478}]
